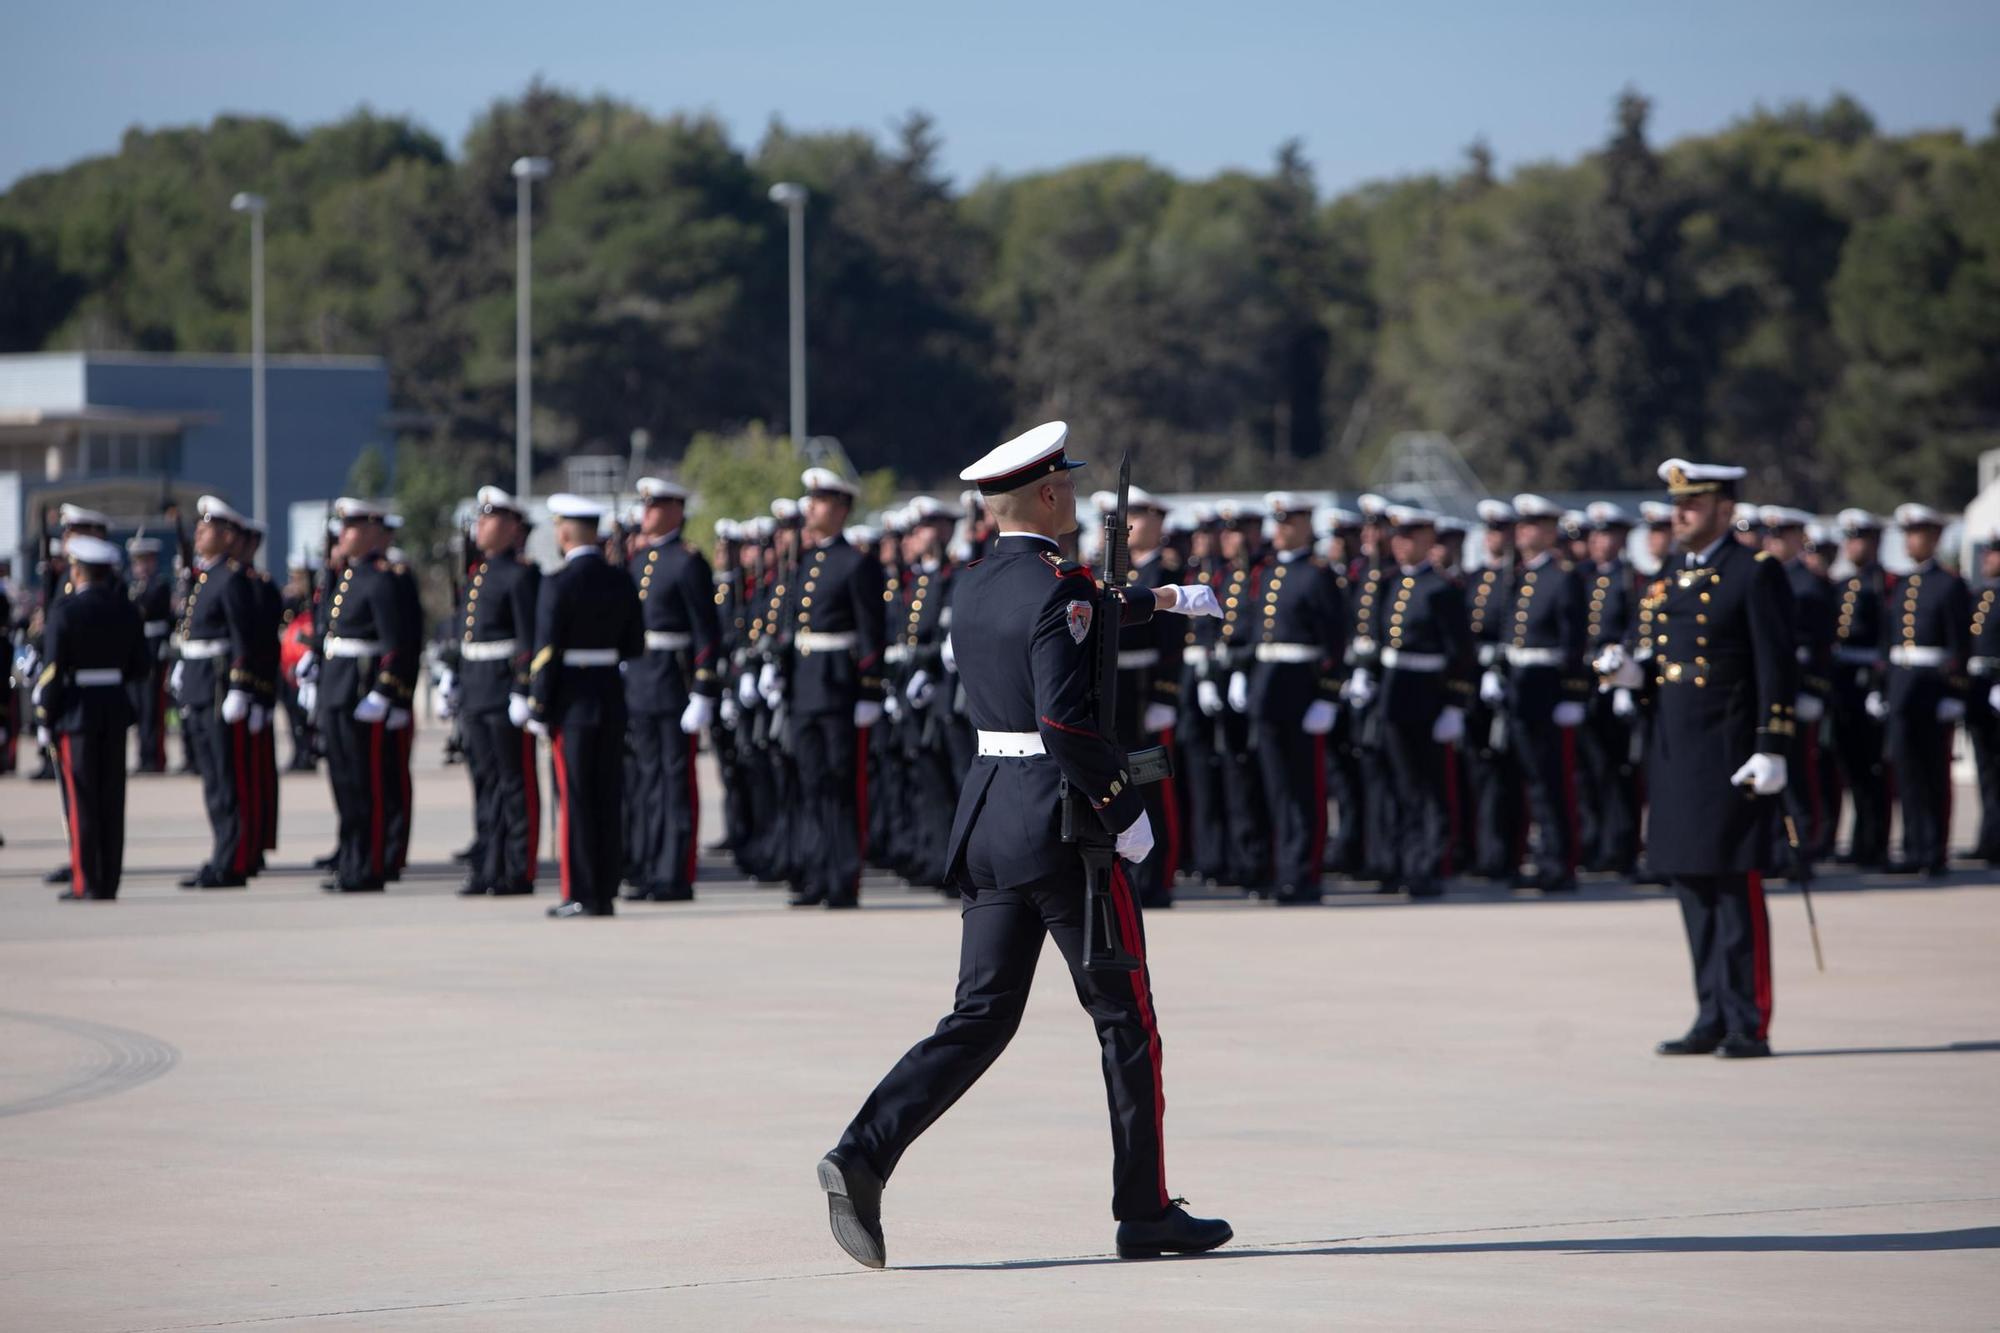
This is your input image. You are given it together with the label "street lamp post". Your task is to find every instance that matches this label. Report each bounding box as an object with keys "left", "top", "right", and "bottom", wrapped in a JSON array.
[
  {"left": 512, "top": 156, "right": 553, "bottom": 501},
  {"left": 230, "top": 192, "right": 268, "bottom": 569},
  {"left": 769, "top": 182, "right": 808, "bottom": 447}
]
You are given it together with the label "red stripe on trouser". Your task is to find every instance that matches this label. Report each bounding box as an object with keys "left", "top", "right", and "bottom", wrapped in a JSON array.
[
  {"left": 1308, "top": 733, "right": 1327, "bottom": 877},
  {"left": 59, "top": 734, "right": 85, "bottom": 897},
  {"left": 1108, "top": 863, "right": 1170, "bottom": 1211},
  {"left": 552, "top": 729, "right": 572, "bottom": 902},
  {"left": 1748, "top": 871, "right": 1772, "bottom": 1040},
  {"left": 522, "top": 729, "right": 540, "bottom": 883},
  {"left": 1156, "top": 727, "right": 1182, "bottom": 890},
  {"left": 684, "top": 732, "right": 700, "bottom": 888},
  {"left": 853, "top": 723, "right": 870, "bottom": 896},
  {"left": 232, "top": 721, "right": 255, "bottom": 876},
  {"left": 1441, "top": 742, "right": 1459, "bottom": 877},
  {"left": 367, "top": 722, "right": 384, "bottom": 880},
  {"left": 1560, "top": 726, "right": 1579, "bottom": 874}
]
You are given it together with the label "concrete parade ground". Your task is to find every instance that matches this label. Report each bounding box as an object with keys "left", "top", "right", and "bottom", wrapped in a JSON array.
[{"left": 2, "top": 739, "right": 1997, "bottom": 1331}]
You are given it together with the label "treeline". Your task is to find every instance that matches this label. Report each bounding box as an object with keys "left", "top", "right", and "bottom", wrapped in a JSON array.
[{"left": 2, "top": 83, "right": 1996, "bottom": 508}]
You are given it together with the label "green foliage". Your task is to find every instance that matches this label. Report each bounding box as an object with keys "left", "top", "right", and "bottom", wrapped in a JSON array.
[
  {"left": 679, "top": 423, "right": 803, "bottom": 549},
  {"left": 345, "top": 445, "right": 389, "bottom": 497}
]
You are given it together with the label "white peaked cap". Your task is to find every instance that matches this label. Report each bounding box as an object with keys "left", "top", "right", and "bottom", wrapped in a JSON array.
[
  {"left": 801, "top": 467, "right": 858, "bottom": 498},
  {"left": 1759, "top": 506, "right": 1814, "bottom": 530},
  {"left": 959, "top": 421, "right": 1084, "bottom": 493},
  {"left": 199, "top": 494, "right": 249, "bottom": 526},
  {"left": 547, "top": 493, "right": 607, "bottom": 521},
  {"left": 1836, "top": 508, "right": 1882, "bottom": 535},
  {"left": 1512, "top": 494, "right": 1562, "bottom": 520},
  {"left": 1475, "top": 498, "right": 1516, "bottom": 525},
  {"left": 59, "top": 504, "right": 112, "bottom": 528},
  {"left": 331, "top": 496, "right": 385, "bottom": 521},
  {"left": 1586, "top": 501, "right": 1634, "bottom": 528},
  {"left": 476, "top": 485, "right": 523, "bottom": 515},
  {"left": 65, "top": 534, "right": 122, "bottom": 565},
  {"left": 637, "top": 476, "right": 689, "bottom": 501},
  {"left": 1894, "top": 503, "right": 1945, "bottom": 529},
  {"left": 1265, "top": 491, "right": 1316, "bottom": 517}
]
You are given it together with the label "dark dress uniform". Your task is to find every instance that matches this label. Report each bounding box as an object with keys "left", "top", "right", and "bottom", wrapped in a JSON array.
[
  {"left": 1578, "top": 557, "right": 1640, "bottom": 872},
  {"left": 1645, "top": 540, "right": 1796, "bottom": 1048},
  {"left": 39, "top": 582, "right": 149, "bottom": 899},
  {"left": 529, "top": 549, "right": 644, "bottom": 915},
  {"left": 1234, "top": 550, "right": 1346, "bottom": 902},
  {"left": 1780, "top": 558, "right": 1837, "bottom": 866},
  {"left": 1115, "top": 548, "right": 1183, "bottom": 907},
  {"left": 315, "top": 552, "right": 420, "bottom": 891},
  {"left": 832, "top": 534, "right": 1174, "bottom": 1222},
  {"left": 1500, "top": 553, "right": 1588, "bottom": 891},
  {"left": 459, "top": 550, "right": 542, "bottom": 894},
  {"left": 887, "top": 557, "right": 961, "bottom": 888},
  {"left": 1348, "top": 555, "right": 1401, "bottom": 881},
  {"left": 1966, "top": 580, "right": 2000, "bottom": 861},
  {"left": 1377, "top": 562, "right": 1473, "bottom": 895},
  {"left": 1211, "top": 553, "right": 1271, "bottom": 885},
  {"left": 1174, "top": 553, "right": 1230, "bottom": 883},
  {"left": 383, "top": 559, "right": 424, "bottom": 880},
  {"left": 247, "top": 568, "right": 284, "bottom": 868},
  {"left": 776, "top": 535, "right": 886, "bottom": 907},
  {"left": 1883, "top": 559, "right": 1970, "bottom": 874},
  {"left": 1829, "top": 562, "right": 1892, "bottom": 865},
  {"left": 1464, "top": 561, "right": 1521, "bottom": 878},
  {"left": 623, "top": 531, "right": 722, "bottom": 900},
  {"left": 128, "top": 570, "right": 174, "bottom": 771},
  {"left": 175, "top": 556, "right": 262, "bottom": 885}
]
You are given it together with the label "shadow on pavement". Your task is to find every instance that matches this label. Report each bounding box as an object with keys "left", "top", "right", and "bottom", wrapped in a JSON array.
[{"left": 1775, "top": 1040, "right": 2000, "bottom": 1058}]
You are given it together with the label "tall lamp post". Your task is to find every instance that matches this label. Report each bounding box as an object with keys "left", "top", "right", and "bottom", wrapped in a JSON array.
[
  {"left": 512, "top": 156, "right": 552, "bottom": 500},
  {"left": 768, "top": 182, "right": 808, "bottom": 447},
  {"left": 230, "top": 192, "right": 268, "bottom": 568}
]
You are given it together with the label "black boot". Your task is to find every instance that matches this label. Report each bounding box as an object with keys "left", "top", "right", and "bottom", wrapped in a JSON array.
[
  {"left": 1656, "top": 1029, "right": 1723, "bottom": 1056},
  {"left": 817, "top": 1151, "right": 886, "bottom": 1269},
  {"left": 1115, "top": 1201, "right": 1234, "bottom": 1259}
]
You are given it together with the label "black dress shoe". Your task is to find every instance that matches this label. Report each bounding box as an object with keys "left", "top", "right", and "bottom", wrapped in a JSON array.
[
  {"left": 183, "top": 868, "right": 247, "bottom": 890},
  {"left": 621, "top": 887, "right": 653, "bottom": 902},
  {"left": 1406, "top": 880, "right": 1444, "bottom": 899},
  {"left": 1542, "top": 877, "right": 1578, "bottom": 893},
  {"left": 1656, "top": 1031, "right": 1723, "bottom": 1056},
  {"left": 1115, "top": 1202, "right": 1234, "bottom": 1259},
  {"left": 789, "top": 893, "right": 827, "bottom": 908},
  {"left": 45, "top": 865, "right": 72, "bottom": 885},
  {"left": 546, "top": 901, "right": 612, "bottom": 918},
  {"left": 1272, "top": 888, "right": 1322, "bottom": 905},
  {"left": 817, "top": 1151, "right": 886, "bottom": 1269},
  {"left": 451, "top": 845, "right": 476, "bottom": 864},
  {"left": 457, "top": 882, "right": 492, "bottom": 897},
  {"left": 1715, "top": 1033, "right": 1772, "bottom": 1059},
  {"left": 490, "top": 883, "right": 535, "bottom": 896},
  {"left": 650, "top": 886, "right": 695, "bottom": 902},
  {"left": 824, "top": 898, "right": 860, "bottom": 910},
  {"left": 312, "top": 852, "right": 338, "bottom": 870},
  {"left": 1881, "top": 861, "right": 1925, "bottom": 875},
  {"left": 321, "top": 879, "right": 383, "bottom": 893},
  {"left": 58, "top": 890, "right": 116, "bottom": 902}
]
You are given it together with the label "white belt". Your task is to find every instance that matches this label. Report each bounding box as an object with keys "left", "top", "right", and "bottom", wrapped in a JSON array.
[
  {"left": 1350, "top": 636, "right": 1378, "bottom": 656},
  {"left": 1381, "top": 648, "right": 1446, "bottom": 672},
  {"left": 1506, "top": 645, "right": 1561, "bottom": 668},
  {"left": 325, "top": 636, "right": 385, "bottom": 658},
  {"left": 460, "top": 638, "right": 517, "bottom": 662},
  {"left": 1477, "top": 643, "right": 1500, "bottom": 667},
  {"left": 977, "top": 729, "right": 1046, "bottom": 757},
  {"left": 1834, "top": 646, "right": 1879, "bottom": 666},
  {"left": 563, "top": 648, "right": 620, "bottom": 667},
  {"left": 1118, "top": 649, "right": 1160, "bottom": 669},
  {"left": 74, "top": 668, "right": 124, "bottom": 686},
  {"left": 1255, "top": 642, "right": 1319, "bottom": 664},
  {"left": 644, "top": 630, "right": 692, "bottom": 652},
  {"left": 1183, "top": 645, "right": 1211, "bottom": 666},
  {"left": 884, "top": 644, "right": 914, "bottom": 664},
  {"left": 1889, "top": 645, "right": 1947, "bottom": 668},
  {"left": 176, "top": 638, "right": 229, "bottom": 660},
  {"left": 1970, "top": 657, "right": 1998, "bottom": 678},
  {"left": 796, "top": 630, "right": 857, "bottom": 653},
  {"left": 143, "top": 621, "right": 170, "bottom": 638}
]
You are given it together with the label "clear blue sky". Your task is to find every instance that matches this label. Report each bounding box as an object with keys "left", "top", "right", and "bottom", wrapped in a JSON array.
[{"left": 4, "top": 0, "right": 1995, "bottom": 194}]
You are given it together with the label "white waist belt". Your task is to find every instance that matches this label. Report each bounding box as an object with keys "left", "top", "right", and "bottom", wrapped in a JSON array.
[
  {"left": 176, "top": 638, "right": 229, "bottom": 659},
  {"left": 644, "top": 630, "right": 692, "bottom": 652},
  {"left": 1182, "top": 645, "right": 1211, "bottom": 666},
  {"left": 1970, "top": 657, "right": 1998, "bottom": 678},
  {"left": 1889, "top": 645, "right": 1947, "bottom": 668},
  {"left": 563, "top": 648, "right": 620, "bottom": 667},
  {"left": 74, "top": 668, "right": 124, "bottom": 686},
  {"left": 1477, "top": 643, "right": 1500, "bottom": 667},
  {"left": 884, "top": 644, "right": 914, "bottom": 664},
  {"left": 143, "top": 621, "right": 170, "bottom": 638},
  {"left": 1255, "top": 642, "right": 1319, "bottom": 664},
  {"left": 977, "top": 729, "right": 1046, "bottom": 757},
  {"left": 1350, "top": 636, "right": 1378, "bottom": 656},
  {"left": 1381, "top": 648, "right": 1446, "bottom": 672},
  {"left": 796, "top": 630, "right": 857, "bottom": 653},
  {"left": 460, "top": 638, "right": 517, "bottom": 662},
  {"left": 1834, "top": 646, "right": 1880, "bottom": 666},
  {"left": 325, "top": 637, "right": 386, "bottom": 658},
  {"left": 1118, "top": 649, "right": 1160, "bottom": 669},
  {"left": 1506, "top": 646, "right": 1561, "bottom": 668}
]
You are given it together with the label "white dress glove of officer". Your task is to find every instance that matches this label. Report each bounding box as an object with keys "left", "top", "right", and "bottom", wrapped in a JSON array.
[{"left": 1115, "top": 809, "right": 1155, "bottom": 865}]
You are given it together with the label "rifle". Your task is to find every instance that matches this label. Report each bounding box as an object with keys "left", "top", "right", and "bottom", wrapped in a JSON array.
[{"left": 1064, "top": 451, "right": 1170, "bottom": 974}]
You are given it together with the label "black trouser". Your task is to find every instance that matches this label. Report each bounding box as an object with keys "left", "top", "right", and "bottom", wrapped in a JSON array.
[
  {"left": 283, "top": 678, "right": 315, "bottom": 767},
  {"left": 1217, "top": 709, "right": 1270, "bottom": 885},
  {"left": 1673, "top": 873, "right": 1772, "bottom": 1041},
  {"left": 1355, "top": 707, "right": 1401, "bottom": 880},
  {"left": 903, "top": 725, "right": 959, "bottom": 887},
  {"left": 1512, "top": 708, "right": 1573, "bottom": 883},
  {"left": 323, "top": 709, "right": 395, "bottom": 888},
  {"left": 868, "top": 720, "right": 898, "bottom": 871},
  {"left": 1325, "top": 710, "right": 1367, "bottom": 875},
  {"left": 1830, "top": 675, "right": 1890, "bottom": 864},
  {"left": 463, "top": 708, "right": 540, "bottom": 891},
  {"left": 1254, "top": 720, "right": 1324, "bottom": 897},
  {"left": 1178, "top": 703, "right": 1227, "bottom": 881},
  {"left": 552, "top": 721, "right": 624, "bottom": 912},
  {"left": 628, "top": 710, "right": 700, "bottom": 894},
  {"left": 188, "top": 704, "right": 256, "bottom": 880},
  {"left": 791, "top": 710, "right": 863, "bottom": 904},
  {"left": 1464, "top": 710, "right": 1521, "bottom": 878},
  {"left": 1578, "top": 702, "right": 1639, "bottom": 871},
  {"left": 256, "top": 714, "right": 279, "bottom": 860},
  {"left": 1969, "top": 702, "right": 2000, "bottom": 860},
  {"left": 1887, "top": 705, "right": 1952, "bottom": 871},
  {"left": 387, "top": 722, "right": 413, "bottom": 877},
  {"left": 133, "top": 661, "right": 169, "bottom": 770},
  {"left": 55, "top": 724, "right": 128, "bottom": 898},
  {"left": 835, "top": 858, "right": 1171, "bottom": 1221},
  {"left": 1382, "top": 714, "right": 1448, "bottom": 888}
]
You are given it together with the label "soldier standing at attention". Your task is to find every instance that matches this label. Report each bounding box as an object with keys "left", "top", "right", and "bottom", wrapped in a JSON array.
[
  {"left": 125, "top": 535, "right": 174, "bottom": 773},
  {"left": 1876, "top": 503, "right": 1970, "bottom": 878},
  {"left": 1496, "top": 494, "right": 1588, "bottom": 894},
  {"left": 1827, "top": 509, "right": 1892, "bottom": 868},
  {"left": 37, "top": 534, "right": 149, "bottom": 901},
  {"left": 173, "top": 496, "right": 261, "bottom": 890},
  {"left": 816, "top": 422, "right": 1230, "bottom": 1269},
  {"left": 1600, "top": 459, "right": 1796, "bottom": 1060}
]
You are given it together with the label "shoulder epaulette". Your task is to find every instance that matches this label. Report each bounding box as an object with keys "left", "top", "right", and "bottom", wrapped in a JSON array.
[{"left": 1754, "top": 550, "right": 1774, "bottom": 562}]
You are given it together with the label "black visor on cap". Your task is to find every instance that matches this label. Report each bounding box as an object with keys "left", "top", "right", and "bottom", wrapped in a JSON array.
[{"left": 977, "top": 453, "right": 1086, "bottom": 496}]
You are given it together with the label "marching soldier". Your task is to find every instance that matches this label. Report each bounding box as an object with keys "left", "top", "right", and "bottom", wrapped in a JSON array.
[
  {"left": 1464, "top": 499, "right": 1521, "bottom": 881},
  {"left": 1495, "top": 494, "right": 1587, "bottom": 893},
  {"left": 173, "top": 496, "right": 262, "bottom": 889},
  {"left": 450, "top": 486, "right": 542, "bottom": 897},
  {"left": 770, "top": 469, "right": 886, "bottom": 909},
  {"left": 1600, "top": 459, "right": 1796, "bottom": 1060},
  {"left": 817, "top": 421, "right": 1230, "bottom": 1270},
  {"left": 1578, "top": 501, "right": 1640, "bottom": 874},
  {"left": 1102, "top": 485, "right": 1183, "bottom": 908},
  {"left": 126, "top": 535, "right": 174, "bottom": 772},
  {"left": 37, "top": 534, "right": 149, "bottom": 900},
  {"left": 1760, "top": 506, "right": 1836, "bottom": 873},
  {"left": 1877, "top": 503, "right": 1969, "bottom": 877},
  {"left": 622, "top": 476, "right": 722, "bottom": 902},
  {"left": 527, "top": 494, "right": 645, "bottom": 917},
  {"left": 1828, "top": 509, "right": 1893, "bottom": 867}
]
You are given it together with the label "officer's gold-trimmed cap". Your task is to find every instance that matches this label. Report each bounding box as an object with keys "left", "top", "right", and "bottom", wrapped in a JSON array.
[
  {"left": 1657, "top": 458, "right": 1746, "bottom": 497},
  {"left": 960, "top": 421, "right": 1085, "bottom": 495}
]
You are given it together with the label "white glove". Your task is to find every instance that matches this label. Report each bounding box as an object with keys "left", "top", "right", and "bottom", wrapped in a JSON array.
[
  {"left": 737, "top": 672, "right": 759, "bottom": 708},
  {"left": 249, "top": 704, "right": 269, "bottom": 735},
  {"left": 1553, "top": 700, "right": 1586, "bottom": 729},
  {"left": 438, "top": 668, "right": 458, "bottom": 702},
  {"left": 1197, "top": 679, "right": 1224, "bottom": 716},
  {"left": 1795, "top": 693, "right": 1825, "bottom": 724},
  {"left": 387, "top": 708, "right": 412, "bottom": 731},
  {"left": 436, "top": 690, "right": 456, "bottom": 720},
  {"left": 1143, "top": 701, "right": 1177, "bottom": 734},
  {"left": 354, "top": 691, "right": 391, "bottom": 724},
  {"left": 1302, "top": 698, "right": 1337, "bottom": 735},
  {"left": 758, "top": 660, "right": 784, "bottom": 708},
  {"left": 719, "top": 694, "right": 741, "bottom": 727},
  {"left": 1938, "top": 697, "right": 1966, "bottom": 723},
  {"left": 1989, "top": 684, "right": 2000, "bottom": 714},
  {"left": 1115, "top": 809, "right": 1155, "bottom": 865},
  {"left": 169, "top": 661, "right": 186, "bottom": 696},
  {"left": 942, "top": 634, "right": 957, "bottom": 672},
  {"left": 507, "top": 694, "right": 533, "bottom": 729},
  {"left": 680, "top": 694, "right": 716, "bottom": 735},
  {"left": 525, "top": 717, "right": 550, "bottom": 738},
  {"left": 907, "top": 669, "right": 936, "bottom": 708},
  {"left": 1865, "top": 690, "right": 1888, "bottom": 720},
  {"left": 1227, "top": 671, "right": 1249, "bottom": 713},
  {"left": 1479, "top": 670, "right": 1506, "bottom": 706},
  {"left": 1164, "top": 584, "right": 1222, "bottom": 618},
  {"left": 221, "top": 689, "right": 252, "bottom": 724},
  {"left": 1603, "top": 656, "right": 1644, "bottom": 690},
  {"left": 1342, "top": 667, "right": 1376, "bottom": 708},
  {"left": 1431, "top": 705, "right": 1466, "bottom": 744},
  {"left": 297, "top": 679, "right": 317, "bottom": 714},
  {"left": 37, "top": 725, "right": 53, "bottom": 749},
  {"left": 883, "top": 692, "right": 904, "bottom": 720},
  {"left": 1611, "top": 687, "right": 1637, "bottom": 719},
  {"left": 855, "top": 700, "right": 883, "bottom": 729},
  {"left": 1730, "top": 752, "right": 1788, "bottom": 796},
  {"left": 296, "top": 650, "right": 318, "bottom": 683},
  {"left": 1591, "top": 643, "right": 1628, "bottom": 677}
]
